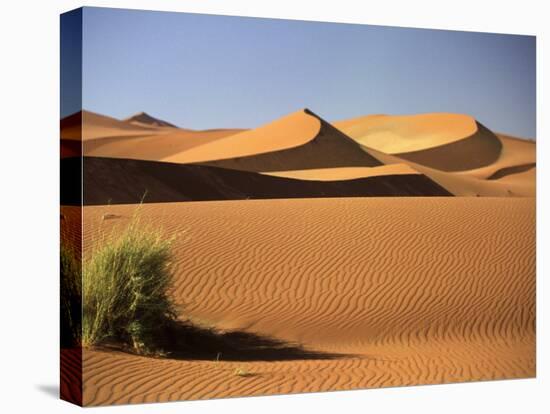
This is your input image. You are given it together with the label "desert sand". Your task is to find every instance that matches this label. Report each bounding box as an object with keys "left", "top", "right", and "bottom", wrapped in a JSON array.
[
  {"left": 70, "top": 197, "right": 535, "bottom": 405},
  {"left": 61, "top": 109, "right": 535, "bottom": 197},
  {"left": 61, "top": 108, "right": 536, "bottom": 405}
]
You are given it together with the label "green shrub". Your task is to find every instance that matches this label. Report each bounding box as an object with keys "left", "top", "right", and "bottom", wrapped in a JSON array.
[
  {"left": 82, "top": 215, "right": 177, "bottom": 355},
  {"left": 60, "top": 244, "right": 82, "bottom": 348}
]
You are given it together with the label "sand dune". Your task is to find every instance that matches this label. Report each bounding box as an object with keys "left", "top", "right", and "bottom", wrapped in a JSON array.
[
  {"left": 491, "top": 167, "right": 536, "bottom": 195},
  {"left": 76, "top": 197, "right": 535, "bottom": 405},
  {"left": 61, "top": 110, "right": 163, "bottom": 141},
  {"left": 61, "top": 157, "right": 449, "bottom": 205},
  {"left": 61, "top": 109, "right": 536, "bottom": 197},
  {"left": 193, "top": 109, "right": 382, "bottom": 172},
  {"left": 456, "top": 134, "right": 536, "bottom": 180},
  {"left": 394, "top": 122, "right": 502, "bottom": 171},
  {"left": 61, "top": 110, "right": 244, "bottom": 160},
  {"left": 365, "top": 144, "right": 535, "bottom": 197},
  {"left": 334, "top": 113, "right": 479, "bottom": 153},
  {"left": 83, "top": 129, "right": 244, "bottom": 161},
  {"left": 161, "top": 109, "right": 320, "bottom": 164},
  {"left": 123, "top": 111, "right": 178, "bottom": 128},
  {"left": 335, "top": 113, "right": 502, "bottom": 171},
  {"left": 365, "top": 147, "right": 535, "bottom": 197}
]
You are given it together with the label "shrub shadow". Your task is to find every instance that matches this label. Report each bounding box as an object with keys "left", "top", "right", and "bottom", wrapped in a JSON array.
[{"left": 104, "top": 320, "right": 349, "bottom": 362}]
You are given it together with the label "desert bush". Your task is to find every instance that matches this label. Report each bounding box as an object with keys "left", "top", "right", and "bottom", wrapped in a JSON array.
[
  {"left": 60, "top": 244, "right": 82, "bottom": 347},
  {"left": 82, "top": 214, "right": 177, "bottom": 355}
]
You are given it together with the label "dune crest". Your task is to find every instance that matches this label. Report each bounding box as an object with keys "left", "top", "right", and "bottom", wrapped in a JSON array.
[
  {"left": 334, "top": 113, "right": 479, "bottom": 153},
  {"left": 123, "top": 111, "right": 178, "bottom": 128},
  {"left": 191, "top": 109, "right": 383, "bottom": 172},
  {"left": 61, "top": 110, "right": 166, "bottom": 141},
  {"left": 162, "top": 109, "right": 321, "bottom": 164}
]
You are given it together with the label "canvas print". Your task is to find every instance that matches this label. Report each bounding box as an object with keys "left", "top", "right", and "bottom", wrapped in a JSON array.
[{"left": 60, "top": 7, "right": 536, "bottom": 406}]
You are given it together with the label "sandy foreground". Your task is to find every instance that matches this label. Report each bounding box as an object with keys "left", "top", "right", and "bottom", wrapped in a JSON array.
[{"left": 63, "top": 197, "right": 535, "bottom": 405}]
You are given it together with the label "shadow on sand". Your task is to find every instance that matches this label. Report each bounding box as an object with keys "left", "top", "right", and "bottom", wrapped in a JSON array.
[{"left": 101, "top": 320, "right": 348, "bottom": 362}]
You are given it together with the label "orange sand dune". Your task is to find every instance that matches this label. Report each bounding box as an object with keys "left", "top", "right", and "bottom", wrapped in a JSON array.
[
  {"left": 334, "top": 113, "right": 479, "bottom": 153},
  {"left": 264, "top": 164, "right": 419, "bottom": 181},
  {"left": 182, "top": 109, "right": 382, "bottom": 172},
  {"left": 365, "top": 146, "right": 535, "bottom": 197},
  {"left": 83, "top": 128, "right": 243, "bottom": 160},
  {"left": 60, "top": 110, "right": 243, "bottom": 160},
  {"left": 76, "top": 197, "right": 535, "bottom": 405},
  {"left": 61, "top": 110, "right": 163, "bottom": 141},
  {"left": 123, "top": 111, "right": 179, "bottom": 128},
  {"left": 456, "top": 134, "right": 536, "bottom": 180},
  {"left": 335, "top": 113, "right": 502, "bottom": 172},
  {"left": 492, "top": 167, "right": 536, "bottom": 195},
  {"left": 162, "top": 109, "right": 321, "bottom": 164}
]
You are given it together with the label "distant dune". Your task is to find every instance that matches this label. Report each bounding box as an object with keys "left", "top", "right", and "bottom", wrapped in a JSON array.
[
  {"left": 61, "top": 110, "right": 244, "bottom": 160},
  {"left": 123, "top": 111, "right": 178, "bottom": 128},
  {"left": 83, "top": 128, "right": 244, "bottom": 161},
  {"left": 61, "top": 157, "right": 450, "bottom": 205},
  {"left": 61, "top": 110, "right": 161, "bottom": 141},
  {"left": 393, "top": 122, "right": 502, "bottom": 171},
  {"left": 76, "top": 197, "right": 535, "bottom": 405},
  {"left": 334, "top": 113, "right": 479, "bottom": 153},
  {"left": 331, "top": 112, "right": 535, "bottom": 196},
  {"left": 335, "top": 113, "right": 503, "bottom": 171}
]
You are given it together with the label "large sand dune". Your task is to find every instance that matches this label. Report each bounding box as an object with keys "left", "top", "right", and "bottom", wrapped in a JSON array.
[
  {"left": 335, "top": 113, "right": 502, "bottom": 171},
  {"left": 61, "top": 110, "right": 244, "bottom": 161},
  {"left": 82, "top": 128, "right": 244, "bottom": 161},
  {"left": 60, "top": 157, "right": 450, "bottom": 205},
  {"left": 334, "top": 113, "right": 479, "bottom": 153},
  {"left": 61, "top": 109, "right": 535, "bottom": 197},
  {"left": 173, "top": 109, "right": 382, "bottom": 171},
  {"left": 74, "top": 197, "right": 535, "bottom": 405},
  {"left": 365, "top": 143, "right": 535, "bottom": 197}
]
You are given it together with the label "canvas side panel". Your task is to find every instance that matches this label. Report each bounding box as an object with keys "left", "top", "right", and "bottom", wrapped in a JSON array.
[{"left": 60, "top": 7, "right": 83, "bottom": 407}]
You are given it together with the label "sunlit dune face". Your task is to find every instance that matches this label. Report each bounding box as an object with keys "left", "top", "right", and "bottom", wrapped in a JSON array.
[
  {"left": 163, "top": 110, "right": 321, "bottom": 164},
  {"left": 335, "top": 113, "right": 478, "bottom": 154}
]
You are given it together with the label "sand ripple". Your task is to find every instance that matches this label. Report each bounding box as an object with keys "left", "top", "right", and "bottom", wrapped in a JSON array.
[{"left": 80, "top": 198, "right": 535, "bottom": 405}]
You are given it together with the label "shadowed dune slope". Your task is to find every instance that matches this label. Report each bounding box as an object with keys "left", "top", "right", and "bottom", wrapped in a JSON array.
[
  {"left": 488, "top": 163, "right": 536, "bottom": 180},
  {"left": 78, "top": 198, "right": 535, "bottom": 405},
  {"left": 395, "top": 122, "right": 502, "bottom": 171},
  {"left": 164, "top": 109, "right": 382, "bottom": 171},
  {"left": 457, "top": 134, "right": 536, "bottom": 180},
  {"left": 198, "top": 109, "right": 382, "bottom": 172},
  {"left": 364, "top": 146, "right": 535, "bottom": 197},
  {"left": 61, "top": 157, "right": 451, "bottom": 205},
  {"left": 335, "top": 113, "right": 503, "bottom": 171}
]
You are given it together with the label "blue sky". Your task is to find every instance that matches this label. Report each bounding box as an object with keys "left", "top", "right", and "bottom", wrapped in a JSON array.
[{"left": 70, "top": 7, "right": 535, "bottom": 138}]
